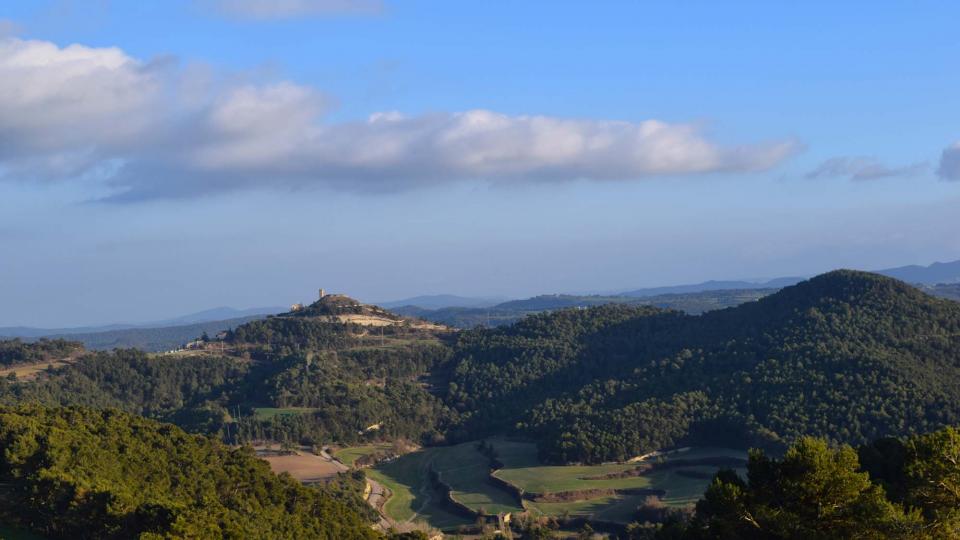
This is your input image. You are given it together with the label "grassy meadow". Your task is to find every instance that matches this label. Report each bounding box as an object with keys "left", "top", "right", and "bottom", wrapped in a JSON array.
[{"left": 251, "top": 407, "right": 320, "bottom": 420}]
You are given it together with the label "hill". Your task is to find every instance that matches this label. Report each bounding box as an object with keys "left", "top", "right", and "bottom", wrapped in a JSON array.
[
  {"left": 877, "top": 259, "right": 960, "bottom": 284},
  {"left": 927, "top": 283, "right": 960, "bottom": 301},
  {"left": 6, "top": 273, "right": 960, "bottom": 470},
  {"left": 0, "top": 338, "right": 82, "bottom": 367},
  {"left": 43, "top": 315, "right": 267, "bottom": 352},
  {"left": 619, "top": 277, "right": 802, "bottom": 297},
  {"left": 379, "top": 294, "right": 506, "bottom": 309},
  {"left": 0, "top": 295, "right": 453, "bottom": 448},
  {"left": 0, "top": 307, "right": 283, "bottom": 340},
  {"left": 443, "top": 271, "right": 960, "bottom": 463},
  {"left": 606, "top": 258, "right": 960, "bottom": 299},
  {"left": 0, "top": 406, "right": 378, "bottom": 540}
]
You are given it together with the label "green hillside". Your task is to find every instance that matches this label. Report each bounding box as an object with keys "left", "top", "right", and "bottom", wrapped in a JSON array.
[
  {"left": 0, "top": 406, "right": 378, "bottom": 540},
  {"left": 444, "top": 270, "right": 960, "bottom": 462}
]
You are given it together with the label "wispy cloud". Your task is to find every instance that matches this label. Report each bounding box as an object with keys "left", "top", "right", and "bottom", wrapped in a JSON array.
[
  {"left": 0, "top": 37, "right": 799, "bottom": 201},
  {"left": 216, "top": 0, "right": 383, "bottom": 19},
  {"left": 805, "top": 156, "right": 927, "bottom": 181},
  {"left": 0, "top": 19, "right": 20, "bottom": 38},
  {"left": 938, "top": 143, "right": 960, "bottom": 181}
]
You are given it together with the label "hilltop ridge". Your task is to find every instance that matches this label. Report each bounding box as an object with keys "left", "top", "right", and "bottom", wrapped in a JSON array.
[{"left": 445, "top": 270, "right": 960, "bottom": 462}]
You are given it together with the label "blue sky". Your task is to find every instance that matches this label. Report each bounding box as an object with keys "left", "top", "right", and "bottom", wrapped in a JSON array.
[{"left": 1, "top": 0, "right": 958, "bottom": 327}]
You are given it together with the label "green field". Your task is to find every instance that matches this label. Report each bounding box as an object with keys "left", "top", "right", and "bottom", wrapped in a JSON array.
[
  {"left": 367, "top": 441, "right": 523, "bottom": 527},
  {"left": 369, "top": 440, "right": 746, "bottom": 530},
  {"left": 526, "top": 493, "right": 652, "bottom": 523},
  {"left": 251, "top": 407, "right": 319, "bottom": 420},
  {"left": 492, "top": 443, "right": 745, "bottom": 501},
  {"left": 333, "top": 443, "right": 393, "bottom": 467},
  {"left": 366, "top": 448, "right": 473, "bottom": 529},
  {"left": 430, "top": 442, "right": 524, "bottom": 515}
]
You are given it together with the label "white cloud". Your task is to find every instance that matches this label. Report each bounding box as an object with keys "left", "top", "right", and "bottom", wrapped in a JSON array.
[
  {"left": 0, "top": 37, "right": 799, "bottom": 201},
  {"left": 216, "top": 0, "right": 383, "bottom": 19},
  {"left": 0, "top": 38, "right": 166, "bottom": 179},
  {"left": 805, "top": 156, "right": 927, "bottom": 181},
  {"left": 938, "top": 143, "right": 960, "bottom": 181}
]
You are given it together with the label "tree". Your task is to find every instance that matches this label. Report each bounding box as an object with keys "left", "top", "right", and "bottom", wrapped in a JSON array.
[
  {"left": 904, "top": 427, "right": 960, "bottom": 537},
  {"left": 681, "top": 438, "right": 918, "bottom": 539}
]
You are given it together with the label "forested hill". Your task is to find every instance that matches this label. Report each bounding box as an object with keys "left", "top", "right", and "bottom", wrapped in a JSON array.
[
  {"left": 0, "top": 406, "right": 379, "bottom": 540},
  {"left": 443, "top": 270, "right": 960, "bottom": 463},
  {"left": 5, "top": 272, "right": 960, "bottom": 469}
]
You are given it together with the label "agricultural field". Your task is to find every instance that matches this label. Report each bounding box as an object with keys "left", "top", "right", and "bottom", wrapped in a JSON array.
[
  {"left": 0, "top": 359, "right": 74, "bottom": 381},
  {"left": 251, "top": 407, "right": 320, "bottom": 420},
  {"left": 367, "top": 439, "right": 746, "bottom": 531},
  {"left": 366, "top": 447, "right": 472, "bottom": 529},
  {"left": 334, "top": 443, "right": 394, "bottom": 467},
  {"left": 430, "top": 441, "right": 524, "bottom": 515},
  {"left": 492, "top": 442, "right": 745, "bottom": 502},
  {"left": 256, "top": 446, "right": 346, "bottom": 483}
]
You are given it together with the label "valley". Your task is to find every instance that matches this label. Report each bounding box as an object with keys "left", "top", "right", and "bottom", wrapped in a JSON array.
[
  {"left": 3, "top": 271, "right": 960, "bottom": 537},
  {"left": 339, "top": 440, "right": 747, "bottom": 532}
]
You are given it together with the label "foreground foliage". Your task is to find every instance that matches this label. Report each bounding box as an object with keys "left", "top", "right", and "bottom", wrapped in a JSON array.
[
  {"left": 660, "top": 427, "right": 960, "bottom": 539},
  {"left": 0, "top": 406, "right": 379, "bottom": 540}
]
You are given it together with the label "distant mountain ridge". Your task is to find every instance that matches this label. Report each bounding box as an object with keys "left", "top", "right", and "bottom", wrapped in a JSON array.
[
  {"left": 618, "top": 277, "right": 803, "bottom": 298},
  {"left": 0, "top": 306, "right": 284, "bottom": 339},
  {"left": 616, "top": 259, "right": 960, "bottom": 298},
  {"left": 379, "top": 294, "right": 508, "bottom": 309},
  {"left": 876, "top": 259, "right": 960, "bottom": 284},
  {"left": 381, "top": 259, "right": 960, "bottom": 310},
  {"left": 394, "top": 289, "right": 775, "bottom": 328}
]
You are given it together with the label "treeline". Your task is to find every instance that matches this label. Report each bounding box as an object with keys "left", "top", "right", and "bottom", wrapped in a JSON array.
[
  {"left": 0, "top": 406, "right": 379, "bottom": 539},
  {"left": 0, "top": 338, "right": 82, "bottom": 367},
  {"left": 0, "top": 348, "right": 247, "bottom": 433},
  {"left": 441, "top": 271, "right": 960, "bottom": 463},
  {"left": 647, "top": 426, "right": 960, "bottom": 539}
]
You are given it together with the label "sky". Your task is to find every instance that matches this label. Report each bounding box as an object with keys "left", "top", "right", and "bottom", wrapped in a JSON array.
[{"left": 1, "top": 0, "right": 959, "bottom": 327}]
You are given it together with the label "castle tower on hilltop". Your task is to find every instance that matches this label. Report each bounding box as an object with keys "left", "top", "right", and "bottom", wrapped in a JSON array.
[{"left": 319, "top": 288, "right": 326, "bottom": 300}]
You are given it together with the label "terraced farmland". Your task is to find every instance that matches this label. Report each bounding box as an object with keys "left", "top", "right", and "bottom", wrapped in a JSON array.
[
  {"left": 334, "top": 443, "right": 393, "bottom": 467},
  {"left": 364, "top": 439, "right": 746, "bottom": 531}
]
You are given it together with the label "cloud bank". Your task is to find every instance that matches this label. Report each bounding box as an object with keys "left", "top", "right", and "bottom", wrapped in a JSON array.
[
  {"left": 805, "top": 156, "right": 927, "bottom": 181},
  {"left": 938, "top": 143, "right": 960, "bottom": 181},
  {"left": 0, "top": 37, "right": 798, "bottom": 201}
]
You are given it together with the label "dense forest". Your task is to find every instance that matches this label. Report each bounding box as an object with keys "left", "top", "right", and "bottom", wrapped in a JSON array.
[
  {"left": 646, "top": 426, "right": 960, "bottom": 539},
  {"left": 3, "top": 271, "right": 960, "bottom": 468},
  {"left": 0, "top": 406, "right": 379, "bottom": 539},
  {"left": 0, "top": 301, "right": 454, "bottom": 447},
  {"left": 443, "top": 271, "right": 960, "bottom": 463}
]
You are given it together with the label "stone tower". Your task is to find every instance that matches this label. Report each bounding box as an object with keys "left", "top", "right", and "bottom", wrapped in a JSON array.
[{"left": 319, "top": 288, "right": 326, "bottom": 300}]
